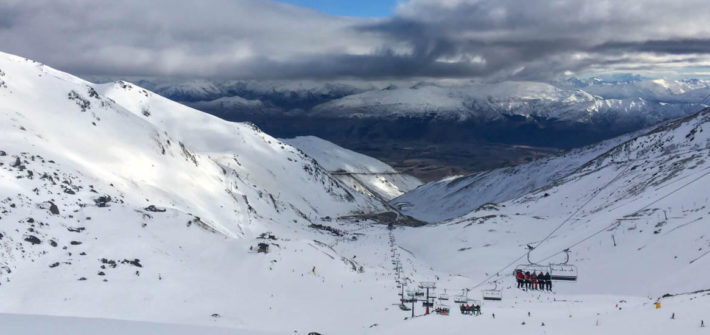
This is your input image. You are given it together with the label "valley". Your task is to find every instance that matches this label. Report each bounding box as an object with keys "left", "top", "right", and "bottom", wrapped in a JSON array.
[{"left": 0, "top": 51, "right": 709, "bottom": 334}]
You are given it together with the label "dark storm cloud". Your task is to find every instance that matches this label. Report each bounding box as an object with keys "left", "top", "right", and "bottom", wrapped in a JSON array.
[
  {"left": 595, "top": 39, "right": 710, "bottom": 55},
  {"left": 0, "top": 0, "right": 709, "bottom": 80}
]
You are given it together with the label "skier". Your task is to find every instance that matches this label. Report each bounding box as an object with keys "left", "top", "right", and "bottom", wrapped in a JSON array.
[
  {"left": 516, "top": 269, "right": 524, "bottom": 288},
  {"left": 544, "top": 272, "right": 552, "bottom": 291},
  {"left": 531, "top": 272, "right": 538, "bottom": 290}
]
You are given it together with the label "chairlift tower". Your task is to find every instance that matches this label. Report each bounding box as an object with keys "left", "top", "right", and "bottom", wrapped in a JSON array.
[{"left": 419, "top": 282, "right": 436, "bottom": 314}]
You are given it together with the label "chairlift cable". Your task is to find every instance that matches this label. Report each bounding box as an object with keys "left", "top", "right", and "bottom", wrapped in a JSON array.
[
  {"left": 467, "top": 165, "right": 630, "bottom": 289},
  {"left": 536, "top": 166, "right": 710, "bottom": 264}
]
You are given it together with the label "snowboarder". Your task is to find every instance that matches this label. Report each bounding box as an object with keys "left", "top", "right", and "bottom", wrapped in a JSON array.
[
  {"left": 701, "top": 320, "right": 705, "bottom": 327},
  {"left": 312, "top": 266, "right": 316, "bottom": 275},
  {"left": 516, "top": 269, "right": 524, "bottom": 288}
]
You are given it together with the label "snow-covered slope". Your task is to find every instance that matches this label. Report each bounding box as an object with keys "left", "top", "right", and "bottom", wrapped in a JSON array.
[
  {"left": 284, "top": 136, "right": 422, "bottom": 200},
  {"left": 397, "top": 107, "right": 710, "bottom": 295},
  {"left": 384, "top": 108, "right": 710, "bottom": 333},
  {"left": 0, "top": 52, "right": 384, "bottom": 236},
  {"left": 2, "top": 50, "right": 709, "bottom": 334},
  {"left": 312, "top": 80, "right": 709, "bottom": 123},
  {"left": 0, "top": 51, "right": 406, "bottom": 333},
  {"left": 394, "top": 131, "right": 642, "bottom": 222}
]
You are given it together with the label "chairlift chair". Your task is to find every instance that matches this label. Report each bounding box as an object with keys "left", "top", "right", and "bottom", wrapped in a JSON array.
[
  {"left": 438, "top": 289, "right": 449, "bottom": 301},
  {"left": 406, "top": 289, "right": 416, "bottom": 298},
  {"left": 549, "top": 249, "right": 578, "bottom": 281},
  {"left": 436, "top": 304, "right": 450, "bottom": 316},
  {"left": 514, "top": 245, "right": 549, "bottom": 274},
  {"left": 514, "top": 247, "right": 578, "bottom": 281},
  {"left": 453, "top": 289, "right": 470, "bottom": 304},
  {"left": 482, "top": 282, "right": 503, "bottom": 301}
]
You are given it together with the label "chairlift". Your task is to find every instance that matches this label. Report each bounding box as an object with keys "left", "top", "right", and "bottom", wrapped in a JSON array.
[
  {"left": 482, "top": 282, "right": 503, "bottom": 301},
  {"left": 549, "top": 249, "right": 578, "bottom": 281},
  {"left": 438, "top": 289, "right": 449, "bottom": 301},
  {"left": 514, "top": 246, "right": 578, "bottom": 281},
  {"left": 453, "top": 289, "right": 470, "bottom": 304},
  {"left": 406, "top": 289, "right": 416, "bottom": 298},
  {"left": 435, "top": 304, "right": 450, "bottom": 316}
]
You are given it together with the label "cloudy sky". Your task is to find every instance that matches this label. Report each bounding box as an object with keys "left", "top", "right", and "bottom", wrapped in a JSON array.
[{"left": 1, "top": 0, "right": 710, "bottom": 81}]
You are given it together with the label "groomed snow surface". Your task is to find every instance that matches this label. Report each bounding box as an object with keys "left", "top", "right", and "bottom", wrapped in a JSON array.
[{"left": 0, "top": 51, "right": 709, "bottom": 334}]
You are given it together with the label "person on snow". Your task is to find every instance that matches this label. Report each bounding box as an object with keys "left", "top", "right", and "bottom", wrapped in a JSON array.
[
  {"left": 531, "top": 272, "right": 538, "bottom": 290},
  {"left": 544, "top": 272, "right": 552, "bottom": 291},
  {"left": 516, "top": 269, "right": 524, "bottom": 288}
]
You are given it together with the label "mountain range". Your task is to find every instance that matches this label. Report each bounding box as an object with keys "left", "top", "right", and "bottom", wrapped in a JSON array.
[{"left": 1, "top": 51, "right": 709, "bottom": 334}]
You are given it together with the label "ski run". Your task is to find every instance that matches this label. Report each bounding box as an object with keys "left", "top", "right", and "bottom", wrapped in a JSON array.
[{"left": 0, "top": 51, "right": 709, "bottom": 334}]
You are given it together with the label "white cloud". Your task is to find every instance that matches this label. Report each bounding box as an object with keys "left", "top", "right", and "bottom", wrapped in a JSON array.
[{"left": 0, "top": 0, "right": 709, "bottom": 80}]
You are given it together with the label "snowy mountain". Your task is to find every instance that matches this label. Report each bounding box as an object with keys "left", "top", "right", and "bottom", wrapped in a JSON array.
[
  {"left": 397, "top": 106, "right": 710, "bottom": 296},
  {"left": 393, "top": 130, "right": 643, "bottom": 222},
  {"left": 311, "top": 80, "right": 709, "bottom": 124},
  {"left": 385, "top": 108, "right": 710, "bottom": 333},
  {"left": 136, "top": 77, "right": 710, "bottom": 182},
  {"left": 284, "top": 136, "right": 422, "bottom": 201},
  {"left": 139, "top": 77, "right": 710, "bottom": 131},
  {"left": 0, "top": 51, "right": 405, "bottom": 333},
  {"left": 2, "top": 51, "right": 709, "bottom": 334}
]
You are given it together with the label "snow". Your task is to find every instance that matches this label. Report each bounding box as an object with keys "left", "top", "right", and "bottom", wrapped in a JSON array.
[
  {"left": 0, "top": 51, "right": 394, "bottom": 332},
  {"left": 310, "top": 80, "right": 709, "bottom": 123},
  {"left": 189, "top": 95, "right": 264, "bottom": 110},
  {"left": 1, "top": 50, "right": 709, "bottom": 334},
  {"left": 393, "top": 131, "right": 641, "bottom": 222},
  {"left": 0, "top": 313, "right": 258, "bottom": 335},
  {"left": 285, "top": 136, "right": 422, "bottom": 200}
]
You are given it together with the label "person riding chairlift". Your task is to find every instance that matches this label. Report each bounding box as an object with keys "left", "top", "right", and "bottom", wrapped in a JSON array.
[
  {"left": 516, "top": 269, "right": 524, "bottom": 288},
  {"left": 524, "top": 271, "right": 531, "bottom": 289},
  {"left": 538, "top": 272, "right": 545, "bottom": 290},
  {"left": 530, "top": 272, "right": 538, "bottom": 290}
]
